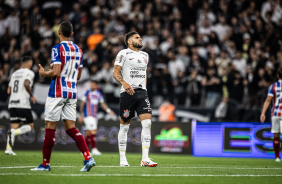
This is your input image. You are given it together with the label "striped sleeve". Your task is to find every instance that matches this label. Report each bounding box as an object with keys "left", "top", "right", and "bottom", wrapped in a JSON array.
[{"left": 268, "top": 84, "right": 274, "bottom": 96}]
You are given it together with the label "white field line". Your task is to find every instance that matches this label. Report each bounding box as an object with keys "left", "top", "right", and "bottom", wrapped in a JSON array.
[
  {"left": 0, "top": 166, "right": 281, "bottom": 170},
  {"left": 0, "top": 173, "right": 282, "bottom": 177}
]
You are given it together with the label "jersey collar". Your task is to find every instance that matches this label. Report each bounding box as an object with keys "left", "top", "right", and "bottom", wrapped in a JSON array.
[
  {"left": 61, "top": 41, "right": 73, "bottom": 44},
  {"left": 127, "top": 48, "right": 140, "bottom": 52}
]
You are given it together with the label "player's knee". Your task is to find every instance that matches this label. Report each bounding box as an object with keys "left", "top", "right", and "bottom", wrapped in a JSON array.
[
  {"left": 45, "top": 121, "right": 57, "bottom": 129},
  {"left": 120, "top": 118, "right": 130, "bottom": 125},
  {"left": 29, "top": 123, "right": 34, "bottom": 129}
]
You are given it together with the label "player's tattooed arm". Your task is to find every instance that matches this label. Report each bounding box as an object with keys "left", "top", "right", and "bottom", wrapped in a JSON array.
[
  {"left": 24, "top": 79, "right": 36, "bottom": 104},
  {"left": 113, "top": 65, "right": 125, "bottom": 84},
  {"left": 113, "top": 65, "right": 135, "bottom": 95}
]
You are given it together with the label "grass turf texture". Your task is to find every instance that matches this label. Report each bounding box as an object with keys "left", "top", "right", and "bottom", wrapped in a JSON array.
[{"left": 0, "top": 151, "right": 281, "bottom": 184}]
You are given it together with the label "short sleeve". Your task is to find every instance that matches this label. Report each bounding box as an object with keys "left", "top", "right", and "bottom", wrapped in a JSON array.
[
  {"left": 51, "top": 45, "right": 61, "bottom": 65},
  {"left": 268, "top": 84, "right": 274, "bottom": 96},
  {"left": 114, "top": 50, "right": 126, "bottom": 66},
  {"left": 98, "top": 91, "right": 105, "bottom": 103},
  {"left": 25, "top": 71, "right": 35, "bottom": 83}
]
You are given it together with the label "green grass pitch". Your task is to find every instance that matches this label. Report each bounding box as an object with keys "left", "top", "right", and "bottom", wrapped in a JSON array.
[{"left": 0, "top": 151, "right": 281, "bottom": 184}]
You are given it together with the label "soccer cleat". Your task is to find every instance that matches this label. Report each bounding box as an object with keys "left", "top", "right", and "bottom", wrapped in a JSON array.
[
  {"left": 275, "top": 157, "right": 281, "bottom": 162},
  {"left": 31, "top": 164, "right": 51, "bottom": 171},
  {"left": 91, "top": 148, "right": 102, "bottom": 156},
  {"left": 140, "top": 158, "right": 158, "bottom": 167},
  {"left": 80, "top": 157, "right": 96, "bottom": 172},
  {"left": 120, "top": 159, "right": 129, "bottom": 167},
  {"left": 5, "top": 149, "right": 16, "bottom": 155}
]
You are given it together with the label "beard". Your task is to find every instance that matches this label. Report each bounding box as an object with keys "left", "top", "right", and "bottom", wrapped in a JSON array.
[{"left": 132, "top": 41, "right": 143, "bottom": 49}]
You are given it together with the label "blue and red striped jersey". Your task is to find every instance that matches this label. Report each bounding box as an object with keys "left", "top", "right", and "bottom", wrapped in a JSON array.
[
  {"left": 268, "top": 80, "right": 282, "bottom": 116},
  {"left": 81, "top": 89, "right": 104, "bottom": 118},
  {"left": 48, "top": 41, "right": 83, "bottom": 99}
]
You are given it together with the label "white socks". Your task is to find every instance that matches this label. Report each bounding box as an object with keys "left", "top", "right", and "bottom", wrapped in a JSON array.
[
  {"left": 6, "top": 125, "right": 32, "bottom": 149},
  {"left": 16, "top": 125, "right": 32, "bottom": 135},
  {"left": 141, "top": 119, "right": 151, "bottom": 161},
  {"left": 118, "top": 120, "right": 152, "bottom": 162},
  {"left": 118, "top": 124, "right": 129, "bottom": 161}
]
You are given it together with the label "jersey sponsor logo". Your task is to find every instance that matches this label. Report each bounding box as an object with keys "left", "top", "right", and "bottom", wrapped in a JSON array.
[
  {"left": 51, "top": 48, "right": 59, "bottom": 61},
  {"left": 137, "top": 59, "right": 142, "bottom": 63},
  {"left": 62, "top": 51, "right": 82, "bottom": 57},
  {"left": 10, "top": 100, "right": 20, "bottom": 104},
  {"left": 123, "top": 109, "right": 130, "bottom": 118},
  {"left": 130, "top": 67, "right": 146, "bottom": 71},
  {"left": 130, "top": 71, "right": 145, "bottom": 78}
]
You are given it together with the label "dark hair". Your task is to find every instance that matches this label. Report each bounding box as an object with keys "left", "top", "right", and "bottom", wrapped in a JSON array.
[
  {"left": 59, "top": 21, "right": 73, "bottom": 37},
  {"left": 21, "top": 56, "right": 32, "bottom": 63},
  {"left": 90, "top": 79, "right": 98, "bottom": 84},
  {"left": 278, "top": 68, "right": 282, "bottom": 79},
  {"left": 124, "top": 31, "right": 139, "bottom": 47}
]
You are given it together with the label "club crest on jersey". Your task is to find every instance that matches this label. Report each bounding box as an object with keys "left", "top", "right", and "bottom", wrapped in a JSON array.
[
  {"left": 51, "top": 48, "right": 58, "bottom": 61},
  {"left": 123, "top": 110, "right": 130, "bottom": 118},
  {"left": 143, "top": 57, "right": 148, "bottom": 64}
]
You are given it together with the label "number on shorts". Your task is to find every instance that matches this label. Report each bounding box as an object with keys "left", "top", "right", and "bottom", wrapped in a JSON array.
[{"left": 145, "top": 99, "right": 150, "bottom": 106}]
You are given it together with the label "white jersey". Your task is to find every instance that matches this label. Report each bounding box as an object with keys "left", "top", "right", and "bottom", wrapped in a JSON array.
[
  {"left": 8, "top": 68, "right": 35, "bottom": 109},
  {"left": 114, "top": 48, "right": 149, "bottom": 93}
]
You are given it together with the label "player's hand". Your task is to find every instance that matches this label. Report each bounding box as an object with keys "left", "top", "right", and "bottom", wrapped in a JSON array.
[
  {"left": 38, "top": 64, "right": 45, "bottom": 76},
  {"left": 31, "top": 96, "right": 36, "bottom": 104},
  {"left": 123, "top": 82, "right": 135, "bottom": 95},
  {"left": 78, "top": 116, "right": 83, "bottom": 124},
  {"left": 260, "top": 114, "right": 265, "bottom": 123},
  {"left": 109, "top": 110, "right": 115, "bottom": 116}
]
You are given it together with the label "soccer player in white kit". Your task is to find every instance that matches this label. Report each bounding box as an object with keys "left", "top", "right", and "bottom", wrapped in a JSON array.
[
  {"left": 113, "top": 31, "right": 157, "bottom": 167},
  {"left": 261, "top": 68, "right": 282, "bottom": 162},
  {"left": 31, "top": 21, "right": 95, "bottom": 171},
  {"left": 5, "top": 56, "right": 36, "bottom": 155}
]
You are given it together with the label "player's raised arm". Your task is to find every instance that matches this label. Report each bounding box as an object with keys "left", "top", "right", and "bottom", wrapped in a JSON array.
[
  {"left": 38, "top": 64, "right": 61, "bottom": 78},
  {"left": 113, "top": 65, "right": 134, "bottom": 95}
]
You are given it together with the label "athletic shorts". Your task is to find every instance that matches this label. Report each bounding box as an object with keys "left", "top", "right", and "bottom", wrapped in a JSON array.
[
  {"left": 45, "top": 97, "right": 77, "bottom": 122},
  {"left": 9, "top": 108, "right": 33, "bottom": 124},
  {"left": 271, "top": 116, "right": 282, "bottom": 133},
  {"left": 83, "top": 116, "right": 98, "bottom": 130},
  {"left": 119, "top": 89, "right": 152, "bottom": 121}
]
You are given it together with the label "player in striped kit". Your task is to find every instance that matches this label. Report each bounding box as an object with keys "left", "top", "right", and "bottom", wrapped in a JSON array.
[
  {"left": 31, "top": 21, "right": 95, "bottom": 171},
  {"left": 79, "top": 80, "right": 114, "bottom": 156},
  {"left": 261, "top": 67, "right": 282, "bottom": 162}
]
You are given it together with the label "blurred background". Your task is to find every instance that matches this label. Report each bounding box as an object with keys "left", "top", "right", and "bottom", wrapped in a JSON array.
[{"left": 0, "top": 0, "right": 282, "bottom": 122}]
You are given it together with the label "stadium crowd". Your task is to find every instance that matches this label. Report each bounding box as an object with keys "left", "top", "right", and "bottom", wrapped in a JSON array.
[{"left": 0, "top": 0, "right": 282, "bottom": 112}]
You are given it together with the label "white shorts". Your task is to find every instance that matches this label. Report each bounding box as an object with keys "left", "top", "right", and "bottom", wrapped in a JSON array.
[
  {"left": 271, "top": 116, "right": 282, "bottom": 133},
  {"left": 83, "top": 116, "right": 98, "bottom": 130},
  {"left": 45, "top": 97, "right": 77, "bottom": 122}
]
